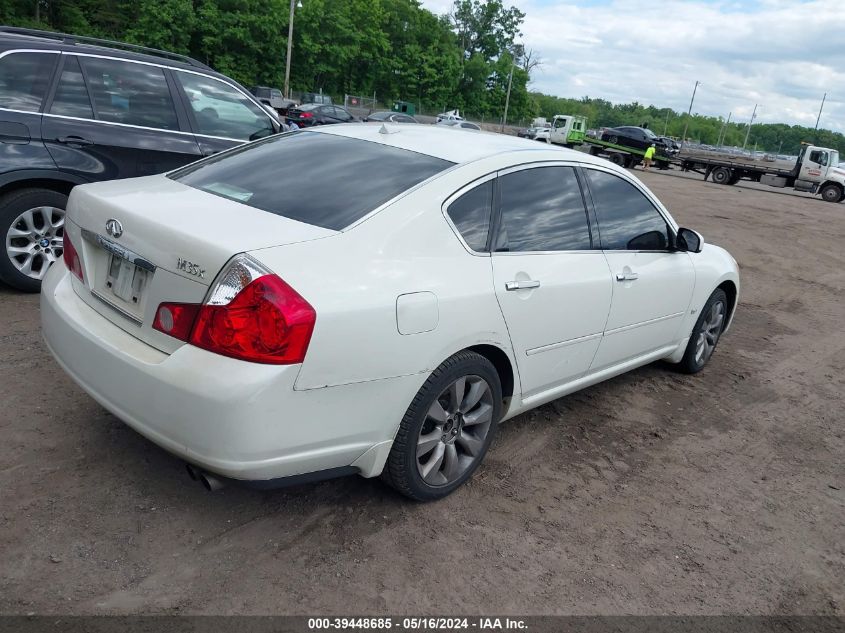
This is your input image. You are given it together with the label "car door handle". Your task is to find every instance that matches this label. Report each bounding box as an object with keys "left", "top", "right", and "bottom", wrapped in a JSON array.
[
  {"left": 505, "top": 280, "right": 541, "bottom": 291},
  {"left": 56, "top": 136, "right": 93, "bottom": 146},
  {"left": 615, "top": 272, "right": 639, "bottom": 282}
]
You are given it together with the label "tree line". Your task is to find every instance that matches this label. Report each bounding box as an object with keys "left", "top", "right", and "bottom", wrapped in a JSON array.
[
  {"left": 1, "top": 0, "right": 533, "bottom": 121},
  {"left": 2, "top": 0, "right": 842, "bottom": 155}
]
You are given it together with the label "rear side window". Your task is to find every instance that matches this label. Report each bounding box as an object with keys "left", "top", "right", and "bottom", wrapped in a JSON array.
[
  {"left": 447, "top": 181, "right": 492, "bottom": 251},
  {"left": 80, "top": 57, "right": 179, "bottom": 131},
  {"left": 49, "top": 56, "right": 93, "bottom": 119},
  {"left": 173, "top": 131, "right": 454, "bottom": 230},
  {"left": 176, "top": 71, "right": 274, "bottom": 141},
  {"left": 496, "top": 166, "right": 592, "bottom": 252},
  {"left": 584, "top": 169, "right": 669, "bottom": 250},
  {"left": 0, "top": 52, "right": 57, "bottom": 112}
]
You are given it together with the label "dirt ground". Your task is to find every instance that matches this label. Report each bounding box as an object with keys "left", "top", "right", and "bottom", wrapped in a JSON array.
[{"left": 1, "top": 170, "right": 843, "bottom": 616}]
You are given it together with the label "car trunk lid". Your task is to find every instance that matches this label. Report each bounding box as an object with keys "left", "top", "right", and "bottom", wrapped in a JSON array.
[{"left": 66, "top": 174, "right": 335, "bottom": 353}]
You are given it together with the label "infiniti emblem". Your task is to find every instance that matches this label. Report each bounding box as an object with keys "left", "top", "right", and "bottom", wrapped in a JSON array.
[{"left": 105, "top": 219, "right": 123, "bottom": 239}]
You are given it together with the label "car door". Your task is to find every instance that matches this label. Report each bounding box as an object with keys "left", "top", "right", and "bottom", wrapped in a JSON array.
[
  {"left": 172, "top": 70, "right": 277, "bottom": 156},
  {"left": 0, "top": 50, "right": 60, "bottom": 175},
  {"left": 490, "top": 165, "right": 613, "bottom": 398},
  {"left": 42, "top": 54, "right": 202, "bottom": 181},
  {"left": 799, "top": 148, "right": 829, "bottom": 181},
  {"left": 582, "top": 167, "right": 696, "bottom": 372}
]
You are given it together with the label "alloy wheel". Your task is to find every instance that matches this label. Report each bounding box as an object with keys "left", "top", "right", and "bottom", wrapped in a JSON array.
[
  {"left": 694, "top": 300, "right": 725, "bottom": 366},
  {"left": 5, "top": 206, "right": 65, "bottom": 281},
  {"left": 416, "top": 375, "right": 494, "bottom": 487}
]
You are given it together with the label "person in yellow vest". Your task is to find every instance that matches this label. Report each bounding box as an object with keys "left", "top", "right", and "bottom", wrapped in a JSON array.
[{"left": 643, "top": 143, "right": 656, "bottom": 170}]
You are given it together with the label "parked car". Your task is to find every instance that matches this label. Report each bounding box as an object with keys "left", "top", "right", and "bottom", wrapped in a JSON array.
[
  {"left": 249, "top": 85, "right": 297, "bottom": 116},
  {"left": 0, "top": 26, "right": 281, "bottom": 292},
  {"left": 517, "top": 127, "right": 534, "bottom": 138},
  {"left": 286, "top": 103, "right": 356, "bottom": 127},
  {"left": 300, "top": 92, "right": 333, "bottom": 106},
  {"left": 533, "top": 127, "right": 551, "bottom": 142},
  {"left": 435, "top": 110, "right": 463, "bottom": 124},
  {"left": 42, "top": 124, "right": 739, "bottom": 501},
  {"left": 439, "top": 120, "right": 481, "bottom": 131},
  {"left": 601, "top": 126, "right": 671, "bottom": 155},
  {"left": 363, "top": 111, "right": 419, "bottom": 124}
]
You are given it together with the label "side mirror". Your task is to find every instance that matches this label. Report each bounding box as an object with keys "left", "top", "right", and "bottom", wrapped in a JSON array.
[{"left": 676, "top": 227, "right": 703, "bottom": 253}]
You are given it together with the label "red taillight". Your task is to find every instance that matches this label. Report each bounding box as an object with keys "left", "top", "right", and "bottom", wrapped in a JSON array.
[
  {"left": 300, "top": 111, "right": 313, "bottom": 118},
  {"left": 63, "top": 231, "right": 83, "bottom": 282},
  {"left": 153, "top": 256, "right": 316, "bottom": 365},
  {"left": 190, "top": 275, "right": 315, "bottom": 364}
]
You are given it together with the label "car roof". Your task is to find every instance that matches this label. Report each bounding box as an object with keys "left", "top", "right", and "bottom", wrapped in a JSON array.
[
  {"left": 0, "top": 29, "right": 220, "bottom": 76},
  {"left": 310, "top": 124, "right": 610, "bottom": 166}
]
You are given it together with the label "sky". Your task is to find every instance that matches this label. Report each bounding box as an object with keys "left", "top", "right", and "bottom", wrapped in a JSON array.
[{"left": 419, "top": 0, "right": 845, "bottom": 131}]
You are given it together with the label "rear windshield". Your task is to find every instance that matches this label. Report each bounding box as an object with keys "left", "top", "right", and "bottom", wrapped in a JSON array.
[{"left": 171, "top": 131, "right": 454, "bottom": 230}]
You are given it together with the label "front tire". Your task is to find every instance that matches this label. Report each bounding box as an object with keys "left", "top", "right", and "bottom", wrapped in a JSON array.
[
  {"left": 0, "top": 188, "right": 68, "bottom": 292},
  {"left": 820, "top": 183, "right": 843, "bottom": 203},
  {"left": 677, "top": 289, "right": 728, "bottom": 374},
  {"left": 382, "top": 351, "right": 502, "bottom": 501}
]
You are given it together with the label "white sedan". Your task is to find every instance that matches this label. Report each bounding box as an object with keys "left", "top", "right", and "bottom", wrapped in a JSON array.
[{"left": 41, "top": 124, "right": 739, "bottom": 501}]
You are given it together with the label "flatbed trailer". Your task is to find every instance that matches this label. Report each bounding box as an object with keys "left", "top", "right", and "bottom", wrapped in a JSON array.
[
  {"left": 581, "top": 137, "right": 672, "bottom": 169},
  {"left": 675, "top": 145, "right": 845, "bottom": 203}
]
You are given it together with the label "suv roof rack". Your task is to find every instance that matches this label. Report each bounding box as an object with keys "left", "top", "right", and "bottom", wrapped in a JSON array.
[{"left": 0, "top": 26, "right": 210, "bottom": 70}]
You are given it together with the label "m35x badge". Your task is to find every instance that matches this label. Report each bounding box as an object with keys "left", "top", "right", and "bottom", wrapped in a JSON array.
[{"left": 177, "top": 257, "right": 205, "bottom": 279}]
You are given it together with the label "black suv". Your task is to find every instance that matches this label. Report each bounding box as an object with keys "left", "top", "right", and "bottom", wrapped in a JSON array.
[{"left": 0, "top": 27, "right": 281, "bottom": 291}]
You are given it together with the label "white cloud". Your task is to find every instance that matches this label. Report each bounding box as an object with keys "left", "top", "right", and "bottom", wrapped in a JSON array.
[{"left": 419, "top": 0, "right": 845, "bottom": 131}]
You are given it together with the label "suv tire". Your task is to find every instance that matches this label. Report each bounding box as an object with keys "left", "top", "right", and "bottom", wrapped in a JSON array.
[{"left": 0, "top": 188, "right": 68, "bottom": 292}]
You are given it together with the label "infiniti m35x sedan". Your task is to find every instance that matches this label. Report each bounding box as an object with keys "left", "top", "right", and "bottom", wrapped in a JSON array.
[{"left": 41, "top": 125, "right": 739, "bottom": 501}]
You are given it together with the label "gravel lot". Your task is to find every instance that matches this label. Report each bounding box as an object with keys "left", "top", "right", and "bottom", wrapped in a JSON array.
[{"left": 1, "top": 169, "right": 843, "bottom": 615}]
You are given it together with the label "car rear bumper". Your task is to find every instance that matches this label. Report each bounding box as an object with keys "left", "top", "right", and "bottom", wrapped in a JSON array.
[{"left": 41, "top": 264, "right": 417, "bottom": 481}]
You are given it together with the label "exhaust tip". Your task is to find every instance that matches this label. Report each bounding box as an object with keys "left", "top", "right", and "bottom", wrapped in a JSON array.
[
  {"left": 199, "top": 472, "right": 224, "bottom": 492},
  {"left": 185, "top": 463, "right": 199, "bottom": 481}
]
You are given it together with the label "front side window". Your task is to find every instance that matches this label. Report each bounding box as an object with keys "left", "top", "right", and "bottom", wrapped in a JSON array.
[
  {"left": 80, "top": 57, "right": 179, "bottom": 131},
  {"left": 176, "top": 71, "right": 273, "bottom": 141},
  {"left": 0, "top": 52, "right": 57, "bottom": 112},
  {"left": 49, "top": 56, "right": 93, "bottom": 119},
  {"left": 446, "top": 180, "right": 492, "bottom": 251},
  {"left": 495, "top": 166, "right": 592, "bottom": 252},
  {"left": 173, "top": 131, "right": 453, "bottom": 230},
  {"left": 584, "top": 169, "right": 669, "bottom": 250},
  {"left": 809, "top": 150, "right": 828, "bottom": 166}
]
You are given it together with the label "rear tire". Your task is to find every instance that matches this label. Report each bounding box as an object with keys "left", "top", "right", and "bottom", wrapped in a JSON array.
[
  {"left": 608, "top": 153, "right": 626, "bottom": 167},
  {"left": 677, "top": 289, "right": 728, "bottom": 374},
  {"left": 820, "top": 183, "right": 843, "bottom": 203},
  {"left": 0, "top": 188, "right": 68, "bottom": 292},
  {"left": 382, "top": 351, "right": 502, "bottom": 501},
  {"left": 711, "top": 167, "right": 733, "bottom": 185}
]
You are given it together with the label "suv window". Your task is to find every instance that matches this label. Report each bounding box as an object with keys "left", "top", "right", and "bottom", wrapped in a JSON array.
[
  {"left": 176, "top": 71, "right": 273, "bottom": 141},
  {"left": 496, "top": 166, "right": 592, "bottom": 252},
  {"left": 172, "top": 131, "right": 454, "bottom": 231},
  {"left": 447, "top": 180, "right": 492, "bottom": 251},
  {"left": 0, "top": 52, "right": 57, "bottom": 112},
  {"left": 584, "top": 169, "right": 669, "bottom": 250},
  {"left": 80, "top": 57, "right": 179, "bottom": 131},
  {"left": 49, "top": 55, "right": 93, "bottom": 119}
]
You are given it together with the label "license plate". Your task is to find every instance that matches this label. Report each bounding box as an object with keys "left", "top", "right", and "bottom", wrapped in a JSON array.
[{"left": 106, "top": 253, "right": 148, "bottom": 305}]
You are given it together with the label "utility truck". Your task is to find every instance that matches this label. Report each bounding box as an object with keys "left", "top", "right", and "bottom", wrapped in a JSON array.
[{"left": 678, "top": 143, "right": 845, "bottom": 203}]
